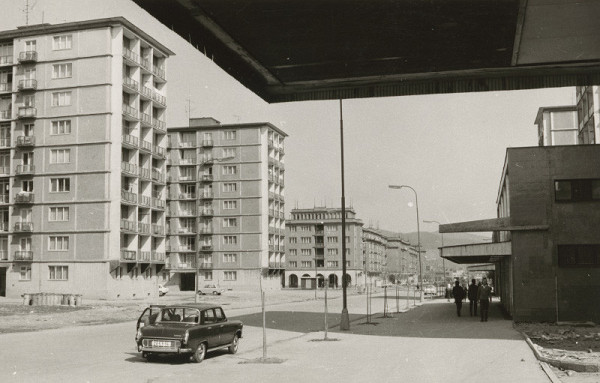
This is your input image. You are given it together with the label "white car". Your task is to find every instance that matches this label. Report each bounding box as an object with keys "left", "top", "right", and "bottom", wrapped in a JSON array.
[
  {"left": 198, "top": 284, "right": 225, "bottom": 295},
  {"left": 158, "top": 284, "right": 169, "bottom": 296}
]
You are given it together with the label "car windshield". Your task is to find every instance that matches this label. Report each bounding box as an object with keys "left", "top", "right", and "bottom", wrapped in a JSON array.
[{"left": 159, "top": 308, "right": 200, "bottom": 323}]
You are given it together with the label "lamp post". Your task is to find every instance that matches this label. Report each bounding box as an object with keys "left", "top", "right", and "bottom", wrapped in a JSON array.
[
  {"left": 339, "top": 99, "right": 350, "bottom": 330},
  {"left": 195, "top": 156, "right": 234, "bottom": 303},
  {"left": 389, "top": 185, "right": 423, "bottom": 303},
  {"left": 423, "top": 220, "right": 446, "bottom": 287}
]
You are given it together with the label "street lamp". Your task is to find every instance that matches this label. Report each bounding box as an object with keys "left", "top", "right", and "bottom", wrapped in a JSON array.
[
  {"left": 388, "top": 185, "right": 423, "bottom": 303},
  {"left": 423, "top": 220, "right": 446, "bottom": 287},
  {"left": 195, "top": 155, "right": 234, "bottom": 303}
]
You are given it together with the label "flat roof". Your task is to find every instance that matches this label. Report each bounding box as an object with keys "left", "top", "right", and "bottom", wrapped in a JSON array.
[{"left": 134, "top": 0, "right": 600, "bottom": 103}]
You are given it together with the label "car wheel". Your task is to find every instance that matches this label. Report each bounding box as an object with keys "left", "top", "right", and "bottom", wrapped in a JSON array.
[
  {"left": 192, "top": 343, "right": 206, "bottom": 363},
  {"left": 212, "top": 291, "right": 218, "bottom": 295},
  {"left": 229, "top": 334, "right": 239, "bottom": 354},
  {"left": 143, "top": 352, "right": 156, "bottom": 362}
]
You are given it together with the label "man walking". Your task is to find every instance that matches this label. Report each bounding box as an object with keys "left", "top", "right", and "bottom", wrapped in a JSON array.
[
  {"left": 477, "top": 278, "right": 493, "bottom": 322},
  {"left": 452, "top": 280, "right": 465, "bottom": 317},
  {"left": 468, "top": 279, "right": 478, "bottom": 317}
]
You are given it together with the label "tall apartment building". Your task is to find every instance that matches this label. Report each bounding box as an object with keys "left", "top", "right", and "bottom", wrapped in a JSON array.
[
  {"left": 166, "top": 118, "right": 286, "bottom": 291},
  {"left": 362, "top": 227, "right": 416, "bottom": 285},
  {"left": 576, "top": 86, "right": 599, "bottom": 144},
  {"left": 285, "top": 207, "right": 364, "bottom": 289},
  {"left": 0, "top": 18, "right": 172, "bottom": 299}
]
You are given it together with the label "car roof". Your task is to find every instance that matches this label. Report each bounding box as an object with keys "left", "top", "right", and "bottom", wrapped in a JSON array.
[{"left": 160, "top": 304, "right": 222, "bottom": 311}]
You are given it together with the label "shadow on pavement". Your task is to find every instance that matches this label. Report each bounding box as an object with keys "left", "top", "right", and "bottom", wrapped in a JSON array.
[{"left": 230, "top": 311, "right": 363, "bottom": 333}]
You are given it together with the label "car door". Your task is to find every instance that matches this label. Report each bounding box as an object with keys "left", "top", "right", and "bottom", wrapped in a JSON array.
[
  {"left": 214, "top": 307, "right": 232, "bottom": 346},
  {"left": 136, "top": 305, "right": 162, "bottom": 332},
  {"left": 200, "top": 309, "right": 220, "bottom": 348}
]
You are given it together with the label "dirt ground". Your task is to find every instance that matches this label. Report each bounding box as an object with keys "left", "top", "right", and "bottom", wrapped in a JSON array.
[{"left": 516, "top": 322, "right": 600, "bottom": 352}]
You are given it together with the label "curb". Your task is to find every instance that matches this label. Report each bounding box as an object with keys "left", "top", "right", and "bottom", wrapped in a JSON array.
[{"left": 521, "top": 332, "right": 600, "bottom": 373}]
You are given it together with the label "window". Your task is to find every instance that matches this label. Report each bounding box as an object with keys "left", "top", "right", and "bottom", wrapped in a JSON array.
[
  {"left": 223, "top": 235, "right": 237, "bottom": 245},
  {"left": 328, "top": 248, "right": 338, "bottom": 255},
  {"left": 49, "top": 207, "right": 69, "bottom": 221},
  {"left": 20, "top": 266, "right": 31, "bottom": 281},
  {"left": 327, "top": 236, "right": 338, "bottom": 243},
  {"left": 555, "top": 179, "right": 600, "bottom": 202},
  {"left": 289, "top": 249, "right": 297, "bottom": 256},
  {"left": 204, "top": 271, "right": 213, "bottom": 281},
  {"left": 558, "top": 245, "right": 600, "bottom": 267},
  {"left": 115, "top": 266, "right": 122, "bottom": 279},
  {"left": 49, "top": 265, "right": 68, "bottom": 280},
  {"left": 223, "top": 218, "right": 237, "bottom": 227},
  {"left": 289, "top": 226, "right": 297, "bottom": 232},
  {"left": 51, "top": 120, "right": 71, "bottom": 135},
  {"left": 224, "top": 271, "right": 237, "bottom": 281},
  {"left": 49, "top": 236, "right": 69, "bottom": 251},
  {"left": 301, "top": 249, "right": 311, "bottom": 256},
  {"left": 51, "top": 91, "right": 71, "bottom": 106},
  {"left": 22, "top": 180, "right": 33, "bottom": 192},
  {"left": 289, "top": 237, "right": 297, "bottom": 244},
  {"left": 301, "top": 261, "right": 312, "bottom": 268},
  {"left": 223, "top": 131, "right": 236, "bottom": 140},
  {"left": 223, "top": 200, "right": 237, "bottom": 209},
  {"left": 327, "top": 261, "right": 339, "bottom": 268},
  {"left": 300, "top": 225, "right": 311, "bottom": 231},
  {"left": 50, "top": 149, "right": 70, "bottom": 164},
  {"left": 223, "top": 253, "right": 237, "bottom": 263},
  {"left": 288, "top": 261, "right": 297, "bottom": 268},
  {"left": 222, "top": 148, "right": 235, "bottom": 158},
  {"left": 223, "top": 165, "right": 237, "bottom": 175},
  {"left": 52, "top": 63, "right": 72, "bottom": 78},
  {"left": 301, "top": 237, "right": 311, "bottom": 244},
  {"left": 223, "top": 183, "right": 237, "bottom": 192},
  {"left": 50, "top": 178, "right": 70, "bottom": 192},
  {"left": 326, "top": 226, "right": 338, "bottom": 232},
  {"left": 52, "top": 35, "right": 72, "bottom": 50}
]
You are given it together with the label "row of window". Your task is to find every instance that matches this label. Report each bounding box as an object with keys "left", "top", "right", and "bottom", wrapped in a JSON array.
[
  {"left": 558, "top": 245, "right": 600, "bottom": 267},
  {"left": 289, "top": 249, "right": 351, "bottom": 256},
  {"left": 21, "top": 34, "right": 72, "bottom": 53},
  {"left": 288, "top": 225, "right": 353, "bottom": 232},
  {"left": 19, "top": 265, "right": 68, "bottom": 281},
  {"left": 287, "top": 261, "right": 350, "bottom": 268},
  {"left": 289, "top": 236, "right": 351, "bottom": 244},
  {"left": 555, "top": 179, "right": 600, "bottom": 202}
]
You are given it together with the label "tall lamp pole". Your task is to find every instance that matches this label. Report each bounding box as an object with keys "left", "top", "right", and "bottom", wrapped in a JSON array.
[
  {"left": 339, "top": 99, "right": 350, "bottom": 330},
  {"left": 423, "top": 220, "right": 446, "bottom": 287},
  {"left": 389, "top": 185, "right": 423, "bottom": 303}
]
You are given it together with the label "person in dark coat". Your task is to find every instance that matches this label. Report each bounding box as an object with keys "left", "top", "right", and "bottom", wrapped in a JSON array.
[
  {"left": 468, "top": 279, "right": 479, "bottom": 316},
  {"left": 477, "top": 278, "right": 493, "bottom": 322},
  {"left": 452, "top": 280, "right": 465, "bottom": 317}
]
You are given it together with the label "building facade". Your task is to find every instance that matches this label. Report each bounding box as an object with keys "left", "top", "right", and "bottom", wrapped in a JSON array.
[
  {"left": 535, "top": 106, "right": 578, "bottom": 147},
  {"left": 0, "top": 18, "right": 172, "bottom": 299},
  {"left": 576, "top": 86, "right": 599, "bottom": 144},
  {"left": 166, "top": 118, "right": 286, "bottom": 291},
  {"left": 285, "top": 207, "right": 364, "bottom": 289}
]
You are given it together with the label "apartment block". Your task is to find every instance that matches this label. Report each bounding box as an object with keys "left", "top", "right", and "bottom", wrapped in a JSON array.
[
  {"left": 0, "top": 18, "right": 172, "bottom": 299},
  {"left": 166, "top": 118, "right": 286, "bottom": 291},
  {"left": 576, "top": 86, "right": 600, "bottom": 144}
]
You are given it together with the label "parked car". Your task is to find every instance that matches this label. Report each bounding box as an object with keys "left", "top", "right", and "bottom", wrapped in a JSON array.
[
  {"left": 136, "top": 304, "right": 243, "bottom": 363},
  {"left": 197, "top": 284, "right": 225, "bottom": 295},
  {"left": 135, "top": 304, "right": 165, "bottom": 341},
  {"left": 423, "top": 285, "right": 437, "bottom": 295},
  {"left": 158, "top": 284, "right": 169, "bottom": 296}
]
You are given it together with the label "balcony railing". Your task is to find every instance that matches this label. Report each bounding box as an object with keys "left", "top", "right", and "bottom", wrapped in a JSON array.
[
  {"left": 139, "top": 167, "right": 151, "bottom": 180},
  {"left": 121, "top": 162, "right": 138, "bottom": 176},
  {"left": 151, "top": 251, "right": 165, "bottom": 262},
  {"left": 140, "top": 56, "right": 151, "bottom": 71},
  {"left": 152, "top": 198, "right": 165, "bottom": 210},
  {"left": 121, "top": 190, "right": 137, "bottom": 204},
  {"left": 16, "top": 107, "right": 36, "bottom": 119},
  {"left": 138, "top": 222, "right": 150, "bottom": 234},
  {"left": 0, "top": 82, "right": 12, "bottom": 92},
  {"left": 199, "top": 208, "right": 214, "bottom": 216},
  {"left": 179, "top": 157, "right": 196, "bottom": 165},
  {"left": 140, "top": 140, "right": 152, "bottom": 152},
  {"left": 122, "top": 104, "right": 138, "bottom": 119},
  {"left": 15, "top": 165, "right": 35, "bottom": 175},
  {"left": 120, "top": 249, "right": 137, "bottom": 261},
  {"left": 18, "top": 51, "right": 37, "bottom": 63},
  {"left": 120, "top": 219, "right": 137, "bottom": 232},
  {"left": 16, "top": 136, "right": 35, "bottom": 146},
  {"left": 139, "top": 194, "right": 151, "bottom": 207},
  {"left": 200, "top": 175, "right": 213, "bottom": 182},
  {"left": 198, "top": 226, "right": 213, "bottom": 234},
  {"left": 14, "top": 250, "right": 33, "bottom": 261},
  {"left": 0, "top": 222, "right": 8, "bottom": 232},
  {"left": 179, "top": 175, "right": 196, "bottom": 182},
  {"left": 139, "top": 251, "right": 151, "bottom": 262},
  {"left": 152, "top": 66, "right": 165, "bottom": 80},
  {"left": 269, "top": 262, "right": 284, "bottom": 269},
  {"left": 167, "top": 260, "right": 196, "bottom": 270},
  {"left": 0, "top": 166, "right": 9, "bottom": 175},
  {"left": 151, "top": 169, "right": 164, "bottom": 183},
  {"left": 152, "top": 119, "right": 166, "bottom": 132},
  {"left": 14, "top": 222, "right": 33, "bottom": 232},
  {"left": 178, "top": 193, "right": 196, "bottom": 200},
  {"left": 200, "top": 156, "right": 214, "bottom": 165},
  {"left": 122, "top": 48, "right": 139, "bottom": 64},
  {"left": 141, "top": 86, "right": 153, "bottom": 99},
  {"left": 122, "top": 134, "right": 138, "bottom": 147},
  {"left": 0, "top": 110, "right": 11, "bottom": 120},
  {"left": 17, "top": 78, "right": 37, "bottom": 91},
  {"left": 14, "top": 192, "right": 34, "bottom": 203},
  {"left": 123, "top": 77, "right": 139, "bottom": 92},
  {"left": 200, "top": 244, "right": 213, "bottom": 251},
  {"left": 152, "top": 92, "right": 166, "bottom": 106},
  {"left": 198, "top": 191, "right": 214, "bottom": 199},
  {"left": 153, "top": 145, "right": 165, "bottom": 158},
  {"left": 198, "top": 262, "right": 213, "bottom": 269},
  {"left": 151, "top": 224, "right": 165, "bottom": 235},
  {"left": 201, "top": 140, "right": 213, "bottom": 147},
  {"left": 141, "top": 113, "right": 151, "bottom": 126}
]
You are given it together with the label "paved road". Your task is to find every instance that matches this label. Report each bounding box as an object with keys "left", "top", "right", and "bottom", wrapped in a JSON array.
[{"left": 0, "top": 293, "right": 550, "bottom": 383}]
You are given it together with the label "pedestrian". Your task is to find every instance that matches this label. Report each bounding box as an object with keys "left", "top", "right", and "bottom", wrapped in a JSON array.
[
  {"left": 452, "top": 280, "right": 465, "bottom": 317},
  {"left": 468, "top": 279, "right": 478, "bottom": 316},
  {"left": 477, "top": 277, "right": 493, "bottom": 322},
  {"left": 445, "top": 283, "right": 451, "bottom": 301}
]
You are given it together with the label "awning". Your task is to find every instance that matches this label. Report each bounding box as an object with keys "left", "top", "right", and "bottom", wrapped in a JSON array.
[
  {"left": 467, "top": 264, "right": 497, "bottom": 272},
  {"left": 441, "top": 242, "right": 512, "bottom": 264},
  {"left": 133, "top": 0, "right": 600, "bottom": 103}
]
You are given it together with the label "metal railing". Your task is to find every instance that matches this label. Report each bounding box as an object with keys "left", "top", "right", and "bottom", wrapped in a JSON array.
[
  {"left": 151, "top": 224, "right": 165, "bottom": 235},
  {"left": 122, "top": 48, "right": 139, "bottom": 64},
  {"left": 152, "top": 198, "right": 165, "bottom": 209},
  {"left": 16, "top": 136, "right": 35, "bottom": 146},
  {"left": 122, "top": 134, "right": 138, "bottom": 147},
  {"left": 16, "top": 107, "right": 36, "bottom": 119},
  {"left": 151, "top": 251, "right": 165, "bottom": 262},
  {"left": 141, "top": 140, "right": 152, "bottom": 152},
  {"left": 15, "top": 165, "right": 35, "bottom": 175},
  {"left": 138, "top": 222, "right": 150, "bottom": 234},
  {"left": 18, "top": 51, "right": 37, "bottom": 62},
  {"left": 121, "top": 162, "right": 138, "bottom": 176},
  {"left": 122, "top": 104, "right": 138, "bottom": 119},
  {"left": 14, "top": 193, "right": 34, "bottom": 203},
  {"left": 139, "top": 251, "right": 151, "bottom": 261},
  {"left": 121, "top": 190, "right": 137, "bottom": 204},
  {"left": 122, "top": 77, "right": 139, "bottom": 92},
  {"left": 138, "top": 194, "right": 151, "bottom": 207},
  {"left": 120, "top": 219, "right": 137, "bottom": 232},
  {"left": 14, "top": 250, "right": 33, "bottom": 261},
  {"left": 14, "top": 222, "right": 33, "bottom": 232},
  {"left": 140, "top": 113, "right": 152, "bottom": 126},
  {"left": 152, "top": 66, "right": 165, "bottom": 79},
  {"left": 120, "top": 249, "right": 137, "bottom": 261},
  {"left": 152, "top": 119, "right": 166, "bottom": 132},
  {"left": 139, "top": 167, "right": 151, "bottom": 180}
]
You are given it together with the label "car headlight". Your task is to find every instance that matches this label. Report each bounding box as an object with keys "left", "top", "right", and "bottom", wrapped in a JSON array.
[
  {"left": 183, "top": 330, "right": 189, "bottom": 345},
  {"left": 136, "top": 328, "right": 142, "bottom": 342}
]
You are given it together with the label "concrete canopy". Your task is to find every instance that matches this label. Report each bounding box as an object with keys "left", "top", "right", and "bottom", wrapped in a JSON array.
[
  {"left": 134, "top": 0, "right": 600, "bottom": 103},
  {"left": 440, "top": 242, "right": 511, "bottom": 264}
]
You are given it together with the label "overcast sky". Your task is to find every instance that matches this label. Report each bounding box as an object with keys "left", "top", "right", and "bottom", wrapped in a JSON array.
[{"left": 2, "top": 0, "right": 575, "bottom": 235}]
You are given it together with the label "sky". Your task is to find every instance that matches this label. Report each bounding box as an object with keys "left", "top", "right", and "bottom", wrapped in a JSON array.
[{"left": 1, "top": 0, "right": 576, "bottom": 235}]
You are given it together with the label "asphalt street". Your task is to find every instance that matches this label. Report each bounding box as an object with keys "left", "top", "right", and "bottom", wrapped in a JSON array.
[{"left": 0, "top": 293, "right": 550, "bottom": 383}]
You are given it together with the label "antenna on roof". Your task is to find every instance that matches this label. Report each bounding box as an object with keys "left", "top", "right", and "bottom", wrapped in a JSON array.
[{"left": 22, "top": 0, "right": 36, "bottom": 26}]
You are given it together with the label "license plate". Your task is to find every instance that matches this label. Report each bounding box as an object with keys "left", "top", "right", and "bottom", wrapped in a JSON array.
[{"left": 151, "top": 340, "right": 173, "bottom": 348}]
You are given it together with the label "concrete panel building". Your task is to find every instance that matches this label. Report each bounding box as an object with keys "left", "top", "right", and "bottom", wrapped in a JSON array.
[
  {"left": 535, "top": 106, "right": 578, "bottom": 147},
  {"left": 166, "top": 118, "right": 286, "bottom": 291},
  {"left": 0, "top": 18, "right": 172, "bottom": 299}
]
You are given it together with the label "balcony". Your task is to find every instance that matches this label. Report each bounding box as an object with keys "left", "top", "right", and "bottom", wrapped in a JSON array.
[
  {"left": 16, "top": 107, "right": 36, "bottom": 119},
  {"left": 140, "top": 140, "right": 152, "bottom": 153},
  {"left": 0, "top": 110, "right": 11, "bottom": 120},
  {"left": 152, "top": 66, "right": 165, "bottom": 80},
  {"left": 0, "top": 194, "right": 7, "bottom": 204},
  {"left": 200, "top": 174, "right": 213, "bottom": 183},
  {"left": 14, "top": 192, "right": 34, "bottom": 203},
  {"left": 198, "top": 262, "right": 213, "bottom": 269},
  {"left": 198, "top": 226, "right": 213, "bottom": 234},
  {"left": 140, "top": 85, "right": 153, "bottom": 100},
  {"left": 121, "top": 162, "right": 138, "bottom": 176},
  {"left": 122, "top": 104, "right": 139, "bottom": 120},
  {"left": 315, "top": 243, "right": 325, "bottom": 249},
  {"left": 179, "top": 157, "right": 196, "bottom": 165},
  {"left": 152, "top": 92, "right": 166, "bottom": 107},
  {"left": 121, "top": 190, "right": 137, "bottom": 204},
  {"left": 200, "top": 156, "right": 214, "bottom": 165},
  {"left": 201, "top": 140, "right": 213, "bottom": 148},
  {"left": 120, "top": 219, "right": 137, "bottom": 233},
  {"left": 151, "top": 224, "right": 165, "bottom": 235},
  {"left": 120, "top": 249, "right": 137, "bottom": 262},
  {"left": 268, "top": 140, "right": 274, "bottom": 149},
  {"left": 151, "top": 169, "right": 165, "bottom": 183},
  {"left": 122, "top": 77, "right": 139, "bottom": 92},
  {"left": 179, "top": 175, "right": 196, "bottom": 182},
  {"left": 138, "top": 194, "right": 151, "bottom": 207},
  {"left": 199, "top": 208, "right": 214, "bottom": 216},
  {"left": 152, "top": 198, "right": 165, "bottom": 210},
  {"left": 122, "top": 134, "right": 138, "bottom": 148},
  {"left": 139, "top": 251, "right": 151, "bottom": 262},
  {"left": 16, "top": 136, "right": 35, "bottom": 147},
  {"left": 18, "top": 51, "right": 37, "bottom": 63},
  {"left": 151, "top": 251, "right": 165, "bottom": 262},
  {"left": 139, "top": 167, "right": 151, "bottom": 180},
  {"left": 178, "top": 193, "right": 196, "bottom": 200},
  {"left": 176, "top": 209, "right": 197, "bottom": 217},
  {"left": 200, "top": 244, "right": 213, "bottom": 251},
  {"left": 16, "top": 79, "right": 37, "bottom": 92},
  {"left": 122, "top": 48, "right": 139, "bottom": 65},
  {"left": 167, "top": 260, "right": 196, "bottom": 270},
  {"left": 152, "top": 119, "right": 166, "bottom": 133},
  {"left": 140, "top": 113, "right": 152, "bottom": 127},
  {"left": 138, "top": 222, "right": 151, "bottom": 235},
  {"left": 269, "top": 262, "right": 284, "bottom": 269},
  {"left": 14, "top": 222, "right": 33, "bottom": 232},
  {"left": 15, "top": 165, "right": 35, "bottom": 175},
  {"left": 0, "top": 55, "right": 13, "bottom": 66},
  {"left": 140, "top": 56, "right": 151, "bottom": 72},
  {"left": 0, "top": 82, "right": 12, "bottom": 93},
  {"left": 14, "top": 250, "right": 33, "bottom": 261},
  {"left": 198, "top": 191, "right": 214, "bottom": 199},
  {"left": 153, "top": 145, "right": 165, "bottom": 158}
]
